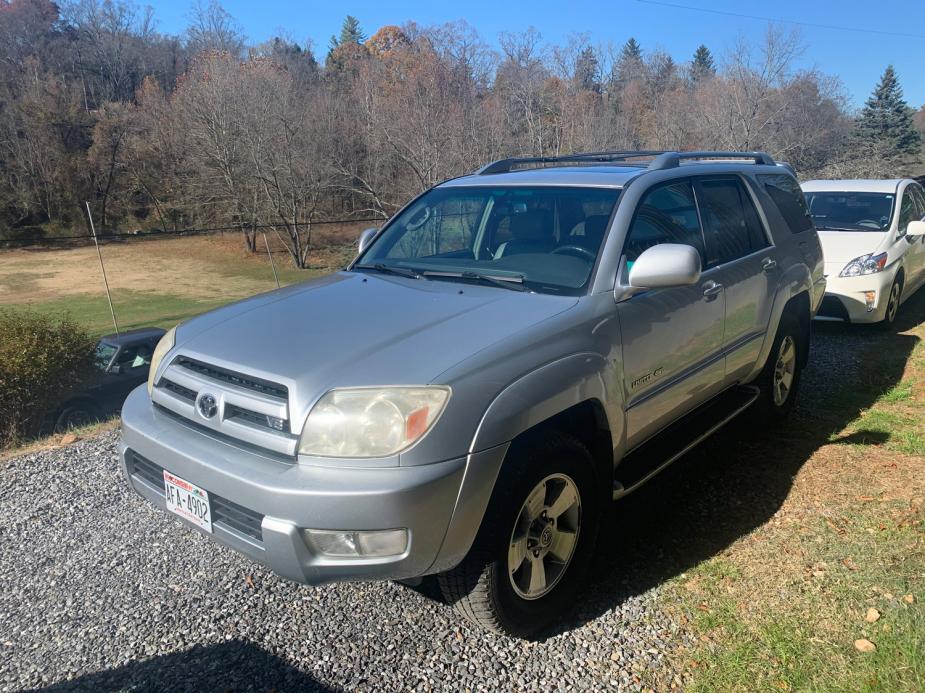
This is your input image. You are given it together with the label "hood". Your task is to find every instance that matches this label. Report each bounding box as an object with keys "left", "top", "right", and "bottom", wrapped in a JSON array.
[
  {"left": 173, "top": 271, "right": 578, "bottom": 414},
  {"left": 817, "top": 230, "right": 890, "bottom": 264}
]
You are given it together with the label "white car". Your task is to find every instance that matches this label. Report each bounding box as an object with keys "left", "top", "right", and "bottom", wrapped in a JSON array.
[{"left": 802, "top": 179, "right": 925, "bottom": 325}]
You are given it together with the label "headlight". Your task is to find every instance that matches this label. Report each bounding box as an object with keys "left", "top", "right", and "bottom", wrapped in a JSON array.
[
  {"left": 146, "top": 326, "right": 177, "bottom": 395},
  {"left": 839, "top": 252, "right": 887, "bottom": 277},
  {"left": 299, "top": 386, "right": 450, "bottom": 458}
]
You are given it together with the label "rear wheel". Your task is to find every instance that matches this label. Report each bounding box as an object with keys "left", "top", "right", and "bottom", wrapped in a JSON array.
[
  {"left": 753, "top": 312, "right": 804, "bottom": 421},
  {"left": 438, "top": 432, "right": 602, "bottom": 637}
]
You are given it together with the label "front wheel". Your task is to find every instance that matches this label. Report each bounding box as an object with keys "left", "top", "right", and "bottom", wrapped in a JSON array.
[
  {"left": 55, "top": 402, "right": 101, "bottom": 432},
  {"left": 437, "top": 432, "right": 602, "bottom": 637},
  {"left": 753, "top": 312, "right": 804, "bottom": 421},
  {"left": 880, "top": 277, "right": 902, "bottom": 328}
]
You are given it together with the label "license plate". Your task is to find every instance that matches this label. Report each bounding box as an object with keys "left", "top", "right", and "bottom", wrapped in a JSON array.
[{"left": 163, "top": 470, "right": 212, "bottom": 533}]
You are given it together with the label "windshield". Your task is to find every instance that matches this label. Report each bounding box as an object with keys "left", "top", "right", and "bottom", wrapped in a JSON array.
[
  {"left": 356, "top": 186, "right": 621, "bottom": 294},
  {"left": 804, "top": 191, "right": 895, "bottom": 232},
  {"left": 95, "top": 342, "right": 117, "bottom": 370}
]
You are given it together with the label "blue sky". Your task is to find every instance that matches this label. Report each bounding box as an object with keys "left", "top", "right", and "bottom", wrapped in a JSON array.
[{"left": 150, "top": 0, "right": 925, "bottom": 110}]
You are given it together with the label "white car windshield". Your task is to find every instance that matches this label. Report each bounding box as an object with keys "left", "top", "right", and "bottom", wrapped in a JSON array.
[
  {"left": 805, "top": 191, "right": 895, "bottom": 232},
  {"left": 356, "top": 186, "right": 621, "bottom": 295}
]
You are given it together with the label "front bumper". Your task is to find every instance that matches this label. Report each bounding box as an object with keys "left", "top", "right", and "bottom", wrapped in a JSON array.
[
  {"left": 119, "top": 386, "right": 502, "bottom": 585},
  {"left": 814, "top": 267, "right": 895, "bottom": 323}
]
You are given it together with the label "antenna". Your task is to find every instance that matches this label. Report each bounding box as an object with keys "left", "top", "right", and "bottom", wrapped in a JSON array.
[{"left": 85, "top": 202, "right": 119, "bottom": 336}]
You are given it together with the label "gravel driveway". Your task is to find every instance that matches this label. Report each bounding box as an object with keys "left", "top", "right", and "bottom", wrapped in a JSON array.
[{"left": 0, "top": 320, "right": 886, "bottom": 692}]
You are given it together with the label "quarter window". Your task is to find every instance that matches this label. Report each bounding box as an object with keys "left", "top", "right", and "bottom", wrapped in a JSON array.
[
  {"left": 696, "top": 178, "right": 769, "bottom": 266},
  {"left": 623, "top": 181, "right": 704, "bottom": 264}
]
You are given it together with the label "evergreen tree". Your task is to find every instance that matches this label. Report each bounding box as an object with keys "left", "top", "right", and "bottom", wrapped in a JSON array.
[
  {"left": 328, "top": 15, "right": 366, "bottom": 54},
  {"left": 574, "top": 46, "right": 601, "bottom": 93},
  {"left": 690, "top": 44, "right": 715, "bottom": 83},
  {"left": 855, "top": 65, "right": 921, "bottom": 156},
  {"left": 615, "top": 37, "right": 644, "bottom": 85}
]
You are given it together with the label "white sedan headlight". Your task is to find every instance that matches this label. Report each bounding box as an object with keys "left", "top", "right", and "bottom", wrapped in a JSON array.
[
  {"left": 839, "top": 252, "right": 887, "bottom": 277},
  {"left": 299, "top": 387, "right": 450, "bottom": 458},
  {"left": 146, "top": 326, "right": 177, "bottom": 395}
]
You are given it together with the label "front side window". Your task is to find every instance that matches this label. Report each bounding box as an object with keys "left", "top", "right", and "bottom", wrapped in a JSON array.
[
  {"left": 696, "top": 178, "right": 769, "bottom": 266},
  {"left": 359, "top": 186, "right": 621, "bottom": 294},
  {"left": 115, "top": 344, "right": 153, "bottom": 371},
  {"left": 758, "top": 173, "right": 813, "bottom": 233},
  {"left": 898, "top": 188, "right": 918, "bottom": 237},
  {"left": 804, "top": 191, "right": 895, "bottom": 232},
  {"left": 911, "top": 185, "right": 925, "bottom": 221},
  {"left": 623, "top": 181, "right": 704, "bottom": 265}
]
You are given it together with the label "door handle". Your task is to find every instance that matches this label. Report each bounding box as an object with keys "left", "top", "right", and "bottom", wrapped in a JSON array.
[
  {"left": 702, "top": 280, "right": 723, "bottom": 297},
  {"left": 762, "top": 257, "right": 778, "bottom": 272}
]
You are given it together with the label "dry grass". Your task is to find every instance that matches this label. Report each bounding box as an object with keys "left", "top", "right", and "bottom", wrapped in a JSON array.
[
  {"left": 0, "top": 417, "right": 119, "bottom": 463},
  {"left": 0, "top": 233, "right": 358, "bottom": 335}
]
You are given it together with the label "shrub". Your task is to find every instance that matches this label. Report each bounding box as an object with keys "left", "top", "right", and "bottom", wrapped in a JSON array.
[{"left": 0, "top": 310, "right": 97, "bottom": 446}]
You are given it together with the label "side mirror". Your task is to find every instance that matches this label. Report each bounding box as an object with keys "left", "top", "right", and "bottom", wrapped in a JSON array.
[
  {"left": 357, "top": 227, "right": 379, "bottom": 255},
  {"left": 907, "top": 220, "right": 925, "bottom": 237},
  {"left": 628, "top": 243, "right": 702, "bottom": 289},
  {"left": 108, "top": 364, "right": 123, "bottom": 375}
]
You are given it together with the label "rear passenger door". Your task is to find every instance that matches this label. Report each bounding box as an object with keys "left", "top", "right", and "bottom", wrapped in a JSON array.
[
  {"left": 618, "top": 180, "right": 727, "bottom": 449},
  {"left": 693, "top": 176, "right": 778, "bottom": 383}
]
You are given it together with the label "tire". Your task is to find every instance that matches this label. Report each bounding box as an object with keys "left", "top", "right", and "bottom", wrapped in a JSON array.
[
  {"left": 437, "top": 431, "right": 602, "bottom": 637},
  {"left": 879, "top": 277, "right": 902, "bottom": 329},
  {"left": 55, "top": 401, "right": 101, "bottom": 432},
  {"left": 753, "top": 311, "right": 804, "bottom": 421}
]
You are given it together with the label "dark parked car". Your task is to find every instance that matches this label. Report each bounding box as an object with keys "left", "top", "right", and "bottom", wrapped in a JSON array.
[{"left": 53, "top": 327, "right": 166, "bottom": 431}]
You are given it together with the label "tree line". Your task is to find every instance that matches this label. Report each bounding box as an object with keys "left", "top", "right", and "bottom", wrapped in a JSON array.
[{"left": 1, "top": 1, "right": 922, "bottom": 267}]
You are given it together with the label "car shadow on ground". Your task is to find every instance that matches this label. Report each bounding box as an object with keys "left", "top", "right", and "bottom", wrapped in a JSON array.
[
  {"left": 35, "top": 640, "right": 334, "bottom": 692},
  {"left": 536, "top": 290, "right": 925, "bottom": 638}
]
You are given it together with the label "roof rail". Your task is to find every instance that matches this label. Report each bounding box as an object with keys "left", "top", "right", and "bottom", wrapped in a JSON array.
[
  {"left": 476, "top": 150, "right": 669, "bottom": 175},
  {"left": 648, "top": 151, "right": 776, "bottom": 170}
]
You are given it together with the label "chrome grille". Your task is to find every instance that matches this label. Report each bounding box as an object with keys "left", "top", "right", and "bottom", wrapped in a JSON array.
[
  {"left": 161, "top": 379, "right": 196, "bottom": 402},
  {"left": 127, "top": 450, "right": 265, "bottom": 543},
  {"left": 175, "top": 357, "right": 288, "bottom": 399},
  {"left": 151, "top": 355, "right": 297, "bottom": 457}
]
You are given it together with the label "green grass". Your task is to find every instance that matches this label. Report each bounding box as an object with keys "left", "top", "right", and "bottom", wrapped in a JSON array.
[
  {"left": 681, "top": 510, "right": 924, "bottom": 692},
  {"left": 19, "top": 290, "right": 238, "bottom": 337}
]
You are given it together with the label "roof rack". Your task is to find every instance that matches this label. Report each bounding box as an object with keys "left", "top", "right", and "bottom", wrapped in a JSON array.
[
  {"left": 476, "top": 151, "right": 669, "bottom": 175},
  {"left": 475, "top": 150, "right": 776, "bottom": 175},
  {"left": 647, "top": 151, "right": 776, "bottom": 170}
]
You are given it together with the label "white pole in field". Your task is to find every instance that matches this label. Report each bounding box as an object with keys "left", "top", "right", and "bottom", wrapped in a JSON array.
[
  {"left": 85, "top": 201, "right": 119, "bottom": 335},
  {"left": 263, "top": 230, "right": 281, "bottom": 289}
]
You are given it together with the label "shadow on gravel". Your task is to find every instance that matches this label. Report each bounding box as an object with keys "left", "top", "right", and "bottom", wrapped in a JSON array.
[
  {"left": 542, "top": 289, "right": 925, "bottom": 639},
  {"left": 35, "top": 640, "right": 333, "bottom": 692}
]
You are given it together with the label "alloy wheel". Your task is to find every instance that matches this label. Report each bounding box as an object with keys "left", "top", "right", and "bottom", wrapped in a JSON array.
[
  {"left": 773, "top": 335, "right": 797, "bottom": 407},
  {"left": 507, "top": 473, "right": 581, "bottom": 600}
]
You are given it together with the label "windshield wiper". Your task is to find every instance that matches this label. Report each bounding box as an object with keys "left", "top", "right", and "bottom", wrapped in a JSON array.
[
  {"left": 354, "top": 263, "right": 423, "bottom": 280},
  {"left": 422, "top": 270, "right": 529, "bottom": 292},
  {"left": 815, "top": 225, "right": 876, "bottom": 232}
]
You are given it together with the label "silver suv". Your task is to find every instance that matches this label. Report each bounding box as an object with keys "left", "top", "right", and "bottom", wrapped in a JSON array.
[{"left": 120, "top": 151, "right": 825, "bottom": 636}]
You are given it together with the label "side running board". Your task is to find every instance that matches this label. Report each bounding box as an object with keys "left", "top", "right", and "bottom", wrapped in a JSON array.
[{"left": 613, "top": 385, "right": 760, "bottom": 500}]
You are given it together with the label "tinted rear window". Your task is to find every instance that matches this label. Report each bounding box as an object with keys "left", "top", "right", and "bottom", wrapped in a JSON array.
[{"left": 759, "top": 174, "right": 813, "bottom": 233}]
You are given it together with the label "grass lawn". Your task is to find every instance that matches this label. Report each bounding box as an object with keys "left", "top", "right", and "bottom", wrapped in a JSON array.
[
  {"left": 657, "top": 302, "right": 925, "bottom": 691},
  {"left": 0, "top": 234, "right": 356, "bottom": 336}
]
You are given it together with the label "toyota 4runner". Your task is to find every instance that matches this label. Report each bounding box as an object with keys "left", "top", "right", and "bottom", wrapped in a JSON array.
[{"left": 120, "top": 151, "right": 825, "bottom": 636}]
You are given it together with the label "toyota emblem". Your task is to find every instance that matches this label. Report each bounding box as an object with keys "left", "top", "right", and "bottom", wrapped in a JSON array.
[{"left": 197, "top": 393, "right": 218, "bottom": 419}]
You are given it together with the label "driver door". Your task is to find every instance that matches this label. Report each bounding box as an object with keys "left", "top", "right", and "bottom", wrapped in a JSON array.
[{"left": 617, "top": 180, "right": 727, "bottom": 450}]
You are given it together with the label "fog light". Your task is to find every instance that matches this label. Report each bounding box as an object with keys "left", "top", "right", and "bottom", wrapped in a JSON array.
[
  {"left": 303, "top": 528, "right": 408, "bottom": 558},
  {"left": 864, "top": 291, "right": 876, "bottom": 312}
]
